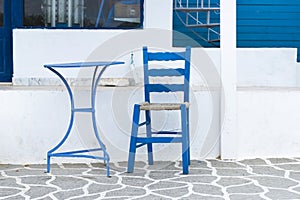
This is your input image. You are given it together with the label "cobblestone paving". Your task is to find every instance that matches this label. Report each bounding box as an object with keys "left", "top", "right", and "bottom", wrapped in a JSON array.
[{"left": 1, "top": 158, "right": 300, "bottom": 199}]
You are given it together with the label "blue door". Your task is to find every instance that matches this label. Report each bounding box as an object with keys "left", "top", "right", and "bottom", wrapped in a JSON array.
[{"left": 0, "top": 0, "right": 14, "bottom": 82}]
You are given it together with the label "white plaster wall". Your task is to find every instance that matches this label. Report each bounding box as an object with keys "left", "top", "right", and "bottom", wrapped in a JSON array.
[
  {"left": 13, "top": 30, "right": 299, "bottom": 87},
  {"left": 12, "top": 0, "right": 299, "bottom": 87},
  {"left": 237, "top": 87, "right": 300, "bottom": 158},
  {"left": 237, "top": 48, "right": 298, "bottom": 87},
  {"left": 13, "top": 0, "right": 173, "bottom": 80},
  {"left": 0, "top": 87, "right": 220, "bottom": 164}
]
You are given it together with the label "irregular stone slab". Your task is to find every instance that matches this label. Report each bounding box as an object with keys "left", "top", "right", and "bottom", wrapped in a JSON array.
[
  {"left": 229, "top": 194, "right": 265, "bottom": 200},
  {"left": 122, "top": 177, "right": 154, "bottom": 187},
  {"left": 21, "top": 176, "right": 52, "bottom": 185},
  {"left": 5, "top": 168, "right": 46, "bottom": 176},
  {"left": 62, "top": 163, "right": 89, "bottom": 169},
  {"left": 84, "top": 168, "right": 116, "bottom": 176},
  {"left": 149, "top": 171, "right": 179, "bottom": 180},
  {"left": 289, "top": 171, "right": 300, "bottom": 181},
  {"left": 276, "top": 164, "right": 300, "bottom": 171},
  {"left": 102, "top": 198, "right": 133, "bottom": 200},
  {"left": 188, "top": 168, "right": 213, "bottom": 175},
  {"left": 119, "top": 161, "right": 146, "bottom": 169},
  {"left": 181, "top": 194, "right": 223, "bottom": 200},
  {"left": 193, "top": 184, "right": 223, "bottom": 196},
  {"left": 71, "top": 194, "right": 101, "bottom": 200},
  {"left": 250, "top": 166, "right": 285, "bottom": 176},
  {"left": 148, "top": 181, "right": 186, "bottom": 190},
  {"left": 226, "top": 183, "right": 264, "bottom": 194},
  {"left": 208, "top": 160, "right": 244, "bottom": 168},
  {"left": 174, "top": 175, "right": 217, "bottom": 184},
  {"left": 54, "top": 189, "right": 84, "bottom": 199},
  {"left": 116, "top": 161, "right": 128, "bottom": 168},
  {"left": 47, "top": 168, "right": 87, "bottom": 176},
  {"left": 0, "top": 177, "right": 25, "bottom": 188},
  {"left": 2, "top": 195, "right": 25, "bottom": 200},
  {"left": 79, "top": 175, "right": 119, "bottom": 184},
  {"left": 216, "top": 168, "right": 250, "bottom": 176},
  {"left": 292, "top": 186, "right": 300, "bottom": 193},
  {"left": 26, "top": 164, "right": 59, "bottom": 169},
  {"left": 50, "top": 176, "right": 88, "bottom": 190},
  {"left": 266, "top": 189, "right": 300, "bottom": 199},
  {"left": 251, "top": 176, "right": 298, "bottom": 188},
  {"left": 120, "top": 168, "right": 147, "bottom": 177},
  {"left": 103, "top": 163, "right": 126, "bottom": 173},
  {"left": 0, "top": 165, "right": 23, "bottom": 170},
  {"left": 0, "top": 188, "right": 22, "bottom": 197},
  {"left": 217, "top": 177, "right": 251, "bottom": 187},
  {"left": 90, "top": 163, "right": 107, "bottom": 168},
  {"left": 268, "top": 158, "right": 298, "bottom": 164},
  {"left": 88, "top": 183, "right": 121, "bottom": 194},
  {"left": 24, "top": 186, "right": 56, "bottom": 199},
  {"left": 105, "top": 186, "right": 146, "bottom": 197},
  {"left": 152, "top": 186, "right": 189, "bottom": 198},
  {"left": 147, "top": 161, "right": 178, "bottom": 170},
  {"left": 133, "top": 194, "right": 172, "bottom": 200},
  {"left": 37, "top": 197, "right": 52, "bottom": 200},
  {"left": 189, "top": 160, "right": 210, "bottom": 169},
  {"left": 238, "top": 159, "right": 267, "bottom": 166}
]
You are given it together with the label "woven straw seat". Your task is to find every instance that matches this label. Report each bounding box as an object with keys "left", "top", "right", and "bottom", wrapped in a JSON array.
[{"left": 140, "top": 102, "right": 190, "bottom": 110}]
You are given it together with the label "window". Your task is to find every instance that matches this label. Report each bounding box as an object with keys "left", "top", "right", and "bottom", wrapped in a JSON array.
[
  {"left": 0, "top": 0, "right": 3, "bottom": 27},
  {"left": 23, "top": 0, "right": 143, "bottom": 29}
]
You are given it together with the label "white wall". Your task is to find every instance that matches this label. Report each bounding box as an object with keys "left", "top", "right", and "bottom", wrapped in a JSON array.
[
  {"left": 237, "top": 87, "right": 300, "bottom": 158},
  {"left": 0, "top": 87, "right": 220, "bottom": 164}
]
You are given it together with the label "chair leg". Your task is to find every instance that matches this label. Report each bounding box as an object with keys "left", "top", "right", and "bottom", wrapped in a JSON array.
[
  {"left": 127, "top": 104, "right": 140, "bottom": 173},
  {"left": 181, "top": 104, "right": 189, "bottom": 174},
  {"left": 187, "top": 109, "right": 191, "bottom": 165},
  {"left": 47, "top": 154, "right": 50, "bottom": 173},
  {"left": 145, "top": 110, "right": 153, "bottom": 165}
]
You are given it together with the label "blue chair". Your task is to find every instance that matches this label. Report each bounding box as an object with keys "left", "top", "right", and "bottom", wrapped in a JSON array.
[{"left": 127, "top": 46, "right": 191, "bottom": 174}]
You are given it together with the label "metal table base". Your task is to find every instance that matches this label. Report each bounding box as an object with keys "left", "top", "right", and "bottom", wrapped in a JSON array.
[{"left": 44, "top": 61, "right": 124, "bottom": 177}]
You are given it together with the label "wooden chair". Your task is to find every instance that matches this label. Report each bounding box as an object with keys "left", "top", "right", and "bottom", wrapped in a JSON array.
[{"left": 127, "top": 46, "right": 191, "bottom": 174}]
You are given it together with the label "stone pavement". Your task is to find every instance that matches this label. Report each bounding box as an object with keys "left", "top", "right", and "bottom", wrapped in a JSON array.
[{"left": 1, "top": 158, "right": 300, "bottom": 199}]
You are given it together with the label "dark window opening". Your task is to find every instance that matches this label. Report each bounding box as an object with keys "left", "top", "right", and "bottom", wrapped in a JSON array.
[
  {"left": 23, "top": 0, "right": 143, "bottom": 29},
  {"left": 0, "top": 0, "right": 4, "bottom": 27}
]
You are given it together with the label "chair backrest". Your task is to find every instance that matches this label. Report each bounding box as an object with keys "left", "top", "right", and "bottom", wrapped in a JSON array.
[{"left": 143, "top": 46, "right": 191, "bottom": 103}]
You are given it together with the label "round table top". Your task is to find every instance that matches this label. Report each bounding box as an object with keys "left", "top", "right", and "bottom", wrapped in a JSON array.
[{"left": 44, "top": 61, "right": 124, "bottom": 68}]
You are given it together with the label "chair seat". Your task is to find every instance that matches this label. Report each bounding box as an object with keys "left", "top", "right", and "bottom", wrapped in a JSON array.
[{"left": 139, "top": 102, "right": 189, "bottom": 110}]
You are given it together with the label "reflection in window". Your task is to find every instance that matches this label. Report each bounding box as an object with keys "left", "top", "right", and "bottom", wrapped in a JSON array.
[
  {"left": 23, "top": 0, "right": 143, "bottom": 29},
  {"left": 0, "top": 0, "right": 3, "bottom": 27}
]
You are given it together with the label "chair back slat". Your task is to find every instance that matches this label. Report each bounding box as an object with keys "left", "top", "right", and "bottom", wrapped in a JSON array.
[
  {"left": 145, "top": 84, "right": 185, "bottom": 93},
  {"left": 148, "top": 68, "right": 185, "bottom": 77},
  {"left": 143, "top": 46, "right": 191, "bottom": 103},
  {"left": 148, "top": 52, "right": 187, "bottom": 61}
]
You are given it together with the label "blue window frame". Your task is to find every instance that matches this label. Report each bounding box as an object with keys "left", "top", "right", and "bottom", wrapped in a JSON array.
[{"left": 23, "top": 0, "right": 144, "bottom": 29}]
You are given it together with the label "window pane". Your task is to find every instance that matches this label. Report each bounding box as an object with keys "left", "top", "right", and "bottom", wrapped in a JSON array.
[
  {"left": 23, "top": 0, "right": 143, "bottom": 29},
  {"left": 23, "top": 0, "right": 44, "bottom": 27},
  {"left": 0, "top": 0, "right": 4, "bottom": 27}
]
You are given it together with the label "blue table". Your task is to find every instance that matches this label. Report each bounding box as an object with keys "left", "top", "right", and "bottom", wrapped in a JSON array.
[{"left": 44, "top": 61, "right": 124, "bottom": 177}]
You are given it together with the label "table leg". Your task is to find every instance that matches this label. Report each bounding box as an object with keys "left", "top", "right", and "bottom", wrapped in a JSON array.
[
  {"left": 91, "top": 65, "right": 110, "bottom": 177},
  {"left": 46, "top": 67, "right": 75, "bottom": 173}
]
